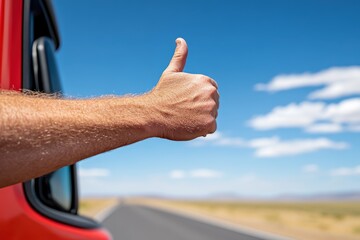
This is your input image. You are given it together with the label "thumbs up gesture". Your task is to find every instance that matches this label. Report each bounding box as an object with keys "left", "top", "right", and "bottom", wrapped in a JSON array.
[{"left": 148, "top": 38, "right": 219, "bottom": 140}]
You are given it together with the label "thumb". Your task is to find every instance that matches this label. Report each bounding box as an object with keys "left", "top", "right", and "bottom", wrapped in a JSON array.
[{"left": 164, "top": 38, "right": 188, "bottom": 73}]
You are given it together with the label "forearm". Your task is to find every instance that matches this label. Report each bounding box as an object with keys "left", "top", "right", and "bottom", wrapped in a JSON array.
[
  {"left": 0, "top": 91, "right": 155, "bottom": 187},
  {"left": 0, "top": 38, "right": 219, "bottom": 188}
]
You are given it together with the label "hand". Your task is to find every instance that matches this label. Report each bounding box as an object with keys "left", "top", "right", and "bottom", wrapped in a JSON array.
[{"left": 148, "top": 38, "right": 219, "bottom": 140}]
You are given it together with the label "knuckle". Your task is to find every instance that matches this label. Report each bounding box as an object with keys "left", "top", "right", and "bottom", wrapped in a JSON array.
[
  {"left": 206, "top": 77, "right": 213, "bottom": 84},
  {"left": 203, "top": 86, "right": 217, "bottom": 99},
  {"left": 209, "top": 121, "right": 217, "bottom": 133},
  {"left": 208, "top": 86, "right": 217, "bottom": 95},
  {"left": 204, "top": 116, "right": 215, "bottom": 127},
  {"left": 197, "top": 74, "right": 208, "bottom": 82},
  {"left": 204, "top": 100, "right": 215, "bottom": 112},
  {"left": 209, "top": 98, "right": 217, "bottom": 107}
]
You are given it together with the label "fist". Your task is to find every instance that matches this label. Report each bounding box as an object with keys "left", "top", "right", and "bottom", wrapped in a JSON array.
[{"left": 148, "top": 38, "right": 219, "bottom": 141}]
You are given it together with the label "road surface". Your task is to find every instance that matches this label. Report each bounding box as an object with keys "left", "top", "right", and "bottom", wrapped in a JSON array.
[{"left": 102, "top": 204, "right": 290, "bottom": 240}]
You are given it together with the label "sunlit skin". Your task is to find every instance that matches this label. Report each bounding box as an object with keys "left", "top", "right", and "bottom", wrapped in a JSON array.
[{"left": 0, "top": 38, "right": 219, "bottom": 188}]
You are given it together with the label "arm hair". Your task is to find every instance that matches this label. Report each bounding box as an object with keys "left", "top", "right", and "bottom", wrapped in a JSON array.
[{"left": 0, "top": 90, "right": 157, "bottom": 187}]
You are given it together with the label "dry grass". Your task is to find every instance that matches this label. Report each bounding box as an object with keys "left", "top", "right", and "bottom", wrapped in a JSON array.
[
  {"left": 79, "top": 197, "right": 119, "bottom": 219},
  {"left": 127, "top": 198, "right": 360, "bottom": 240}
]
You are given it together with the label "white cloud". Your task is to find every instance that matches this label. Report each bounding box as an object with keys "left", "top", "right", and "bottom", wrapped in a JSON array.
[
  {"left": 255, "top": 66, "right": 360, "bottom": 99},
  {"left": 191, "top": 132, "right": 226, "bottom": 146},
  {"left": 254, "top": 138, "right": 347, "bottom": 158},
  {"left": 194, "top": 132, "right": 348, "bottom": 158},
  {"left": 190, "top": 169, "right": 223, "bottom": 178},
  {"left": 302, "top": 164, "right": 319, "bottom": 173},
  {"left": 348, "top": 124, "right": 360, "bottom": 132},
  {"left": 201, "top": 132, "right": 222, "bottom": 141},
  {"left": 249, "top": 102, "right": 325, "bottom": 130},
  {"left": 325, "top": 98, "right": 360, "bottom": 123},
  {"left": 79, "top": 168, "right": 110, "bottom": 177},
  {"left": 169, "top": 169, "right": 223, "bottom": 179},
  {"left": 248, "top": 98, "right": 360, "bottom": 133},
  {"left": 305, "top": 123, "right": 343, "bottom": 133},
  {"left": 247, "top": 137, "right": 280, "bottom": 148},
  {"left": 196, "top": 132, "right": 245, "bottom": 147},
  {"left": 330, "top": 165, "right": 360, "bottom": 176}
]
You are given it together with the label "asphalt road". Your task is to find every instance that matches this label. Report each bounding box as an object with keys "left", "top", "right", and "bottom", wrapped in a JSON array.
[{"left": 102, "top": 204, "right": 289, "bottom": 240}]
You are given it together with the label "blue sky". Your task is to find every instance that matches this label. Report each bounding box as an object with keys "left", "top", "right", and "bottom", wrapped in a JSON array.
[{"left": 53, "top": 0, "right": 360, "bottom": 197}]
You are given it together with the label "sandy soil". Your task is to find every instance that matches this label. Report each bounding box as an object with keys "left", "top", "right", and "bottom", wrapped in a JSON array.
[{"left": 79, "top": 197, "right": 119, "bottom": 219}]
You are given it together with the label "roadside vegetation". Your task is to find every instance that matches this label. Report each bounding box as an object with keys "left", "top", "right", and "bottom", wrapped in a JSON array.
[{"left": 79, "top": 197, "right": 119, "bottom": 219}]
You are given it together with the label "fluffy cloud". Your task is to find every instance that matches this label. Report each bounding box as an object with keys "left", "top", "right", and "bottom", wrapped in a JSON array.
[
  {"left": 255, "top": 66, "right": 360, "bottom": 99},
  {"left": 253, "top": 137, "right": 347, "bottom": 158},
  {"left": 79, "top": 168, "right": 110, "bottom": 177},
  {"left": 330, "top": 165, "right": 360, "bottom": 176},
  {"left": 305, "top": 123, "right": 343, "bottom": 133},
  {"left": 169, "top": 169, "right": 222, "bottom": 179},
  {"left": 248, "top": 98, "right": 360, "bottom": 133},
  {"left": 194, "top": 132, "right": 348, "bottom": 158},
  {"left": 249, "top": 102, "right": 325, "bottom": 130},
  {"left": 326, "top": 98, "right": 360, "bottom": 123}
]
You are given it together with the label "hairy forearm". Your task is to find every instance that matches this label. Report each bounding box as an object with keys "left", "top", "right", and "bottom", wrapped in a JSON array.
[
  {"left": 0, "top": 91, "right": 156, "bottom": 187},
  {"left": 0, "top": 38, "right": 219, "bottom": 188}
]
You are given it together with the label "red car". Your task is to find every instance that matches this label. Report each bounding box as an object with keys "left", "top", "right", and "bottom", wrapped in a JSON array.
[{"left": 0, "top": 0, "right": 111, "bottom": 239}]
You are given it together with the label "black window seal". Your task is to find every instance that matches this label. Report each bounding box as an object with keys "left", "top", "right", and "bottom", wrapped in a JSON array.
[
  {"left": 23, "top": 166, "right": 100, "bottom": 229},
  {"left": 40, "top": 0, "right": 61, "bottom": 49},
  {"left": 22, "top": 0, "right": 60, "bottom": 90}
]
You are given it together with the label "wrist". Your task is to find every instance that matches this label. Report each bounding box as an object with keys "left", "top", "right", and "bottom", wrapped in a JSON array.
[
  {"left": 108, "top": 94, "right": 163, "bottom": 139},
  {"left": 136, "top": 92, "right": 165, "bottom": 139},
  {"left": 83, "top": 95, "right": 157, "bottom": 140}
]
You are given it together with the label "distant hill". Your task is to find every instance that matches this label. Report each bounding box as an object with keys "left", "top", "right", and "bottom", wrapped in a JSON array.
[
  {"left": 273, "top": 191, "right": 360, "bottom": 201},
  {"left": 204, "top": 191, "right": 360, "bottom": 201},
  {"left": 116, "top": 191, "right": 360, "bottom": 201}
]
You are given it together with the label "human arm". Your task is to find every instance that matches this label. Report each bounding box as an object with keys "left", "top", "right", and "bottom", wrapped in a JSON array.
[{"left": 0, "top": 38, "right": 219, "bottom": 187}]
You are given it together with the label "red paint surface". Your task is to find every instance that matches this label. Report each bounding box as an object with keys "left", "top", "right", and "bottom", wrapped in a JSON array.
[
  {"left": 0, "top": 184, "right": 112, "bottom": 240},
  {"left": 0, "top": 0, "right": 22, "bottom": 90},
  {"left": 0, "top": 0, "right": 111, "bottom": 239}
]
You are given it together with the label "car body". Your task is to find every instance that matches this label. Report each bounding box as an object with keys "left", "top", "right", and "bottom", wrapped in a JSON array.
[{"left": 0, "top": 0, "right": 111, "bottom": 239}]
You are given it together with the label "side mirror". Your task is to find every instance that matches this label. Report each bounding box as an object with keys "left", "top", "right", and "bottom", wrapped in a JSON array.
[
  {"left": 24, "top": 164, "right": 99, "bottom": 229},
  {"left": 35, "top": 165, "right": 78, "bottom": 214},
  {"left": 48, "top": 166, "right": 73, "bottom": 211}
]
